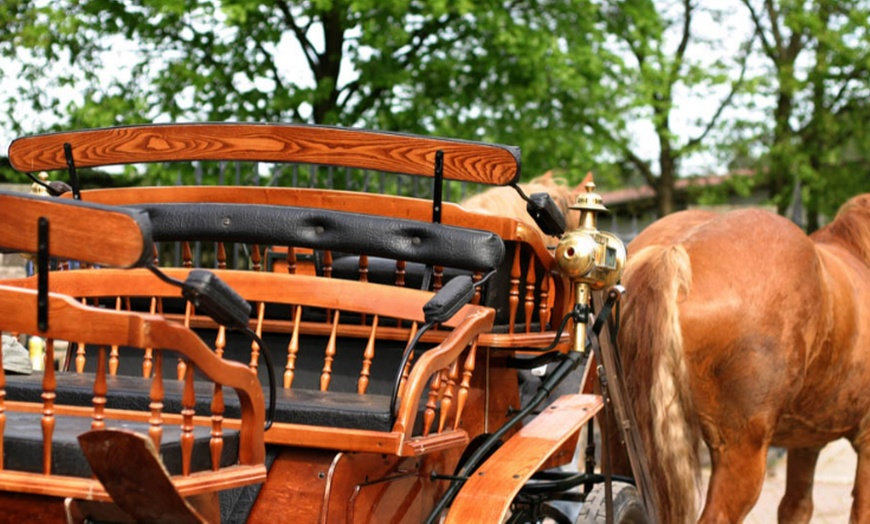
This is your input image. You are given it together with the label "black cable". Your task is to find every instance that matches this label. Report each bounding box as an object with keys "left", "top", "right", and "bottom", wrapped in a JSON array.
[
  {"left": 423, "top": 350, "right": 586, "bottom": 524},
  {"left": 389, "top": 320, "right": 434, "bottom": 417},
  {"left": 242, "top": 329, "right": 277, "bottom": 431}
]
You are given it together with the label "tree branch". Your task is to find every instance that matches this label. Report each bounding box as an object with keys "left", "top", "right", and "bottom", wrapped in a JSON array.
[
  {"left": 276, "top": 0, "right": 319, "bottom": 73},
  {"left": 740, "top": 0, "right": 776, "bottom": 59}
]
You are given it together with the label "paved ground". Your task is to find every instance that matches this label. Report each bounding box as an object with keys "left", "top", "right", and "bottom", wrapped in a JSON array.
[{"left": 701, "top": 438, "right": 856, "bottom": 523}]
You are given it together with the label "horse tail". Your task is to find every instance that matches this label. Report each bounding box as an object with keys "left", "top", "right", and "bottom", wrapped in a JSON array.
[{"left": 619, "top": 244, "right": 700, "bottom": 523}]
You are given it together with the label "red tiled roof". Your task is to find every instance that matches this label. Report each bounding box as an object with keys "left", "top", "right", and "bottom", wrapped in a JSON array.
[{"left": 599, "top": 170, "right": 755, "bottom": 206}]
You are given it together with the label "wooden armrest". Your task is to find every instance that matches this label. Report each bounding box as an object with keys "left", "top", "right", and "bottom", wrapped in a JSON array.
[
  {"left": 0, "top": 190, "right": 153, "bottom": 268},
  {"left": 9, "top": 123, "right": 520, "bottom": 185}
]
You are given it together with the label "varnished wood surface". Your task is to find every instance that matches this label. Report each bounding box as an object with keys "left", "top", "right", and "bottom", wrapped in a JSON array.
[
  {"left": 0, "top": 190, "right": 149, "bottom": 268},
  {"left": 8, "top": 123, "right": 520, "bottom": 185},
  {"left": 78, "top": 429, "right": 206, "bottom": 523},
  {"left": 0, "top": 283, "right": 265, "bottom": 465},
  {"left": 444, "top": 394, "right": 603, "bottom": 524}
]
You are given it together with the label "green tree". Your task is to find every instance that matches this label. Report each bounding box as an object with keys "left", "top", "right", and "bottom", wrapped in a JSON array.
[
  {"left": 0, "top": 0, "right": 616, "bottom": 183},
  {"left": 740, "top": 0, "right": 870, "bottom": 229}
]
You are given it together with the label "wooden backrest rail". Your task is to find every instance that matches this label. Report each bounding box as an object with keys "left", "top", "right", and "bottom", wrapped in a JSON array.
[{"left": 8, "top": 123, "right": 521, "bottom": 185}]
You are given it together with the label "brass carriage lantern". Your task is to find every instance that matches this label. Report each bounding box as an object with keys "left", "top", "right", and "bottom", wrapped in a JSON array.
[{"left": 555, "top": 181, "right": 626, "bottom": 353}]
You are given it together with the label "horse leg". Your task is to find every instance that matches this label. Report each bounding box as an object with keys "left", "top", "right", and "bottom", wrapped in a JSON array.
[
  {"left": 852, "top": 439, "right": 870, "bottom": 524},
  {"left": 777, "top": 446, "right": 822, "bottom": 524},
  {"left": 699, "top": 434, "right": 769, "bottom": 524}
]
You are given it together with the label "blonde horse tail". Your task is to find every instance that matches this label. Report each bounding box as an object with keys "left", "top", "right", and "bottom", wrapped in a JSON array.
[{"left": 619, "top": 244, "right": 700, "bottom": 523}]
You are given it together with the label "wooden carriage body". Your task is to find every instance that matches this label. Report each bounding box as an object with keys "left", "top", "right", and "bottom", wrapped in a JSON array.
[{"left": 0, "top": 123, "right": 608, "bottom": 523}]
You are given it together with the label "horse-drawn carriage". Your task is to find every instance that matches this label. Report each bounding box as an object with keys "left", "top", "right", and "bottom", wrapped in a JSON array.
[{"left": 0, "top": 123, "right": 652, "bottom": 523}]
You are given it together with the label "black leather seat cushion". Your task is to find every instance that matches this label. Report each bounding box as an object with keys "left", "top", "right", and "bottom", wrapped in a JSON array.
[
  {"left": 1, "top": 410, "right": 239, "bottom": 478},
  {"left": 5, "top": 372, "right": 414, "bottom": 433}
]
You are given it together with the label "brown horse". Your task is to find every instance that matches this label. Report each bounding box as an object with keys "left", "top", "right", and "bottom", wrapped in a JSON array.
[
  {"left": 617, "top": 195, "right": 870, "bottom": 523},
  {"left": 460, "top": 171, "right": 588, "bottom": 246}
]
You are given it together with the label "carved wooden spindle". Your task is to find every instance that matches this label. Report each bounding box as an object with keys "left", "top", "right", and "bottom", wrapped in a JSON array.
[
  {"left": 109, "top": 297, "right": 122, "bottom": 375},
  {"left": 398, "top": 322, "right": 418, "bottom": 396},
  {"left": 251, "top": 244, "right": 262, "bottom": 271},
  {"left": 454, "top": 340, "right": 478, "bottom": 430},
  {"left": 423, "top": 369, "right": 443, "bottom": 437},
  {"left": 142, "top": 296, "right": 158, "bottom": 378},
  {"left": 182, "top": 241, "right": 193, "bottom": 268},
  {"left": 358, "top": 315, "right": 379, "bottom": 394},
  {"left": 215, "top": 326, "right": 226, "bottom": 359},
  {"left": 472, "top": 272, "right": 482, "bottom": 305},
  {"left": 539, "top": 274, "right": 551, "bottom": 332},
  {"left": 249, "top": 302, "right": 265, "bottom": 371},
  {"left": 41, "top": 338, "right": 56, "bottom": 474},
  {"left": 149, "top": 350, "right": 164, "bottom": 449},
  {"left": 210, "top": 381, "right": 225, "bottom": 472},
  {"left": 508, "top": 243, "right": 522, "bottom": 335},
  {"left": 395, "top": 260, "right": 406, "bottom": 287},
  {"left": 439, "top": 360, "right": 460, "bottom": 433},
  {"left": 286, "top": 247, "right": 297, "bottom": 274},
  {"left": 181, "top": 363, "right": 196, "bottom": 477},
  {"left": 92, "top": 346, "right": 107, "bottom": 430},
  {"left": 322, "top": 250, "right": 333, "bottom": 279},
  {"left": 320, "top": 311, "right": 340, "bottom": 391},
  {"left": 525, "top": 259, "right": 536, "bottom": 334},
  {"left": 76, "top": 298, "right": 88, "bottom": 373},
  {"left": 178, "top": 298, "right": 194, "bottom": 381},
  {"left": 433, "top": 265, "right": 444, "bottom": 291},
  {"left": 0, "top": 340, "right": 5, "bottom": 469},
  {"left": 284, "top": 307, "right": 302, "bottom": 389},
  {"left": 217, "top": 242, "right": 227, "bottom": 270},
  {"left": 358, "top": 255, "right": 369, "bottom": 283}
]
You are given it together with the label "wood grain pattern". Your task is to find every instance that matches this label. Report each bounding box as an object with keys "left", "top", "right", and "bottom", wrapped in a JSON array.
[
  {"left": 9, "top": 123, "right": 520, "bottom": 185},
  {"left": 444, "top": 394, "right": 603, "bottom": 524},
  {"left": 0, "top": 191, "right": 148, "bottom": 268}
]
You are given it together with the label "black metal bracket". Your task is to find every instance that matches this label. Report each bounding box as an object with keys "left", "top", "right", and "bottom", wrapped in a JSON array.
[
  {"left": 432, "top": 150, "right": 444, "bottom": 224},
  {"left": 37, "top": 216, "right": 50, "bottom": 332},
  {"left": 63, "top": 142, "right": 82, "bottom": 200}
]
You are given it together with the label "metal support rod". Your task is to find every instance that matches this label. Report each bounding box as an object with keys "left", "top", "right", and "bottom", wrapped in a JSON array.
[{"left": 37, "top": 216, "right": 49, "bottom": 332}]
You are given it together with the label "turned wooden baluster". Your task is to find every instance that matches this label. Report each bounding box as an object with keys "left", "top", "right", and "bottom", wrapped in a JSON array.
[
  {"left": 286, "top": 246, "right": 297, "bottom": 274},
  {"left": 181, "top": 363, "right": 196, "bottom": 477},
  {"left": 525, "top": 258, "right": 536, "bottom": 334},
  {"left": 439, "top": 360, "right": 460, "bottom": 433},
  {"left": 320, "top": 311, "right": 340, "bottom": 391},
  {"left": 41, "top": 338, "right": 57, "bottom": 474},
  {"left": 423, "top": 369, "right": 443, "bottom": 437},
  {"left": 284, "top": 306, "right": 302, "bottom": 389},
  {"left": 398, "top": 322, "right": 418, "bottom": 396},
  {"left": 395, "top": 260, "right": 406, "bottom": 287},
  {"left": 142, "top": 296, "right": 158, "bottom": 378},
  {"left": 539, "top": 274, "right": 551, "bottom": 332},
  {"left": 76, "top": 298, "right": 88, "bottom": 373},
  {"left": 508, "top": 244, "right": 522, "bottom": 335},
  {"left": 177, "top": 296, "right": 193, "bottom": 381},
  {"left": 0, "top": 340, "right": 5, "bottom": 469},
  {"left": 149, "top": 350, "right": 164, "bottom": 449},
  {"left": 454, "top": 340, "right": 478, "bottom": 430},
  {"left": 433, "top": 265, "right": 444, "bottom": 292},
  {"left": 322, "top": 250, "right": 333, "bottom": 279},
  {"left": 217, "top": 242, "right": 227, "bottom": 270},
  {"left": 472, "top": 272, "right": 482, "bottom": 305},
  {"left": 182, "top": 241, "right": 193, "bottom": 269},
  {"left": 249, "top": 246, "right": 265, "bottom": 370},
  {"left": 358, "top": 315, "right": 379, "bottom": 394},
  {"left": 395, "top": 260, "right": 407, "bottom": 328},
  {"left": 210, "top": 381, "right": 224, "bottom": 471},
  {"left": 109, "top": 297, "right": 122, "bottom": 375},
  {"left": 92, "top": 346, "right": 107, "bottom": 430}
]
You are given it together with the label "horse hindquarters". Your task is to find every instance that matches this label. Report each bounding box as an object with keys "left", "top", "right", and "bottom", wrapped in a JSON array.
[{"left": 618, "top": 245, "right": 699, "bottom": 523}]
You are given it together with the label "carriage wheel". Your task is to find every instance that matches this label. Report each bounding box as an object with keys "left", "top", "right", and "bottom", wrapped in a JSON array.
[{"left": 575, "top": 482, "right": 649, "bottom": 524}]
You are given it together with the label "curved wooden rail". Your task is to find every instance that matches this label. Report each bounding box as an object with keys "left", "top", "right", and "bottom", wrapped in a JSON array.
[{"left": 8, "top": 123, "right": 521, "bottom": 185}]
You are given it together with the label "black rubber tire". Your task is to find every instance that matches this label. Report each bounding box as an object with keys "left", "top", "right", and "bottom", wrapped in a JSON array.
[{"left": 576, "top": 482, "right": 650, "bottom": 524}]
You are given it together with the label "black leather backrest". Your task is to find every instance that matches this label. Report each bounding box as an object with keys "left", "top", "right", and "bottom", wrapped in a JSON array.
[{"left": 134, "top": 203, "right": 505, "bottom": 273}]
